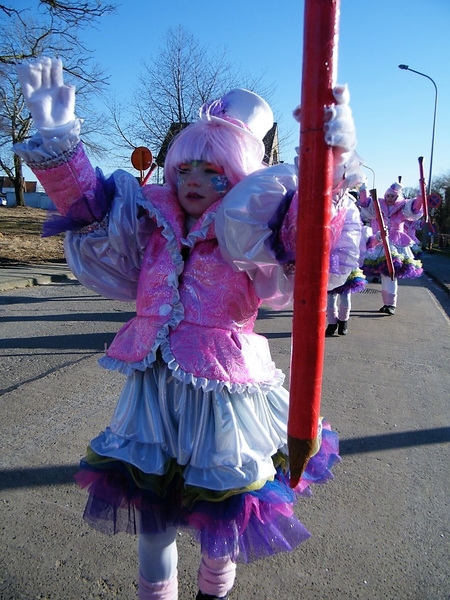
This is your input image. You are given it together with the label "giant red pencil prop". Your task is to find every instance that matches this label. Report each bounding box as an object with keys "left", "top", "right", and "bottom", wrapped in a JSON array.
[
  {"left": 371, "top": 188, "right": 395, "bottom": 281},
  {"left": 418, "top": 156, "right": 429, "bottom": 224},
  {"left": 288, "top": 0, "right": 340, "bottom": 487}
]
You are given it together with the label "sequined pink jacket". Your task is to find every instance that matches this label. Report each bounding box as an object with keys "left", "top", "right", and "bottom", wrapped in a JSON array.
[{"left": 30, "top": 143, "right": 285, "bottom": 393}]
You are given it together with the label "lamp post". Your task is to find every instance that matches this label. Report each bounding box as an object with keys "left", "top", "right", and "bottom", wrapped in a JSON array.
[
  {"left": 398, "top": 64, "right": 438, "bottom": 249},
  {"left": 362, "top": 164, "right": 376, "bottom": 190}
]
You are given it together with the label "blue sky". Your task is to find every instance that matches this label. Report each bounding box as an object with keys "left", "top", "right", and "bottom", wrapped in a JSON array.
[{"left": 18, "top": 0, "right": 450, "bottom": 195}]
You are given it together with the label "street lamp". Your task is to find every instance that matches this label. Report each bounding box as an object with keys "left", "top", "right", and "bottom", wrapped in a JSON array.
[
  {"left": 398, "top": 64, "right": 438, "bottom": 249},
  {"left": 362, "top": 164, "right": 376, "bottom": 190}
]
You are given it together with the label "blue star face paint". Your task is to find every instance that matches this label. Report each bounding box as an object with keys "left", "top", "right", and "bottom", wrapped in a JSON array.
[{"left": 211, "top": 174, "right": 229, "bottom": 193}]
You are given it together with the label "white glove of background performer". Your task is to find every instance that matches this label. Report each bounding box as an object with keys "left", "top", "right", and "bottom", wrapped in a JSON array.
[
  {"left": 323, "top": 84, "right": 356, "bottom": 151},
  {"left": 16, "top": 57, "right": 76, "bottom": 138}
]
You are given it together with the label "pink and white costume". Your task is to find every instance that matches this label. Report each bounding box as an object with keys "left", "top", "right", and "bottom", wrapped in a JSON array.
[
  {"left": 359, "top": 183, "right": 423, "bottom": 309},
  {"left": 326, "top": 192, "right": 366, "bottom": 330},
  {"left": 14, "top": 133, "right": 340, "bottom": 565}
]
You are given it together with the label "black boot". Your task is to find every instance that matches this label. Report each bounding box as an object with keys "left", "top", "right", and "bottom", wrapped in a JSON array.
[
  {"left": 196, "top": 592, "right": 228, "bottom": 600},
  {"left": 337, "top": 320, "right": 348, "bottom": 335},
  {"left": 385, "top": 305, "right": 396, "bottom": 315},
  {"left": 325, "top": 323, "right": 338, "bottom": 337}
]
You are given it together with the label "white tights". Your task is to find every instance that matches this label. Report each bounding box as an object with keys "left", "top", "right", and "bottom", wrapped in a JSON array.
[
  {"left": 327, "top": 290, "right": 351, "bottom": 323},
  {"left": 139, "top": 529, "right": 178, "bottom": 583}
]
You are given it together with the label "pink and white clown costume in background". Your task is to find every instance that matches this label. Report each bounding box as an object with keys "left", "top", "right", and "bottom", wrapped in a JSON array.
[
  {"left": 324, "top": 192, "right": 366, "bottom": 337},
  {"left": 359, "top": 181, "right": 423, "bottom": 314},
  {"left": 14, "top": 57, "right": 361, "bottom": 600}
]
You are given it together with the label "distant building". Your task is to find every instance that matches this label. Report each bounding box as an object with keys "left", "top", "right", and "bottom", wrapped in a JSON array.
[
  {"left": 0, "top": 176, "right": 53, "bottom": 209},
  {"left": 263, "top": 123, "right": 280, "bottom": 166},
  {"left": 155, "top": 123, "right": 190, "bottom": 167}
]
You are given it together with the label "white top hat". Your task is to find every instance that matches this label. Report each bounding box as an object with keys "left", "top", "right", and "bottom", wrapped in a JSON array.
[
  {"left": 386, "top": 182, "right": 403, "bottom": 196},
  {"left": 199, "top": 88, "right": 274, "bottom": 141}
]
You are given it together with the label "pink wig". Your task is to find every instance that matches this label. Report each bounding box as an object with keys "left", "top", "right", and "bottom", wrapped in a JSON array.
[{"left": 164, "top": 119, "right": 266, "bottom": 194}]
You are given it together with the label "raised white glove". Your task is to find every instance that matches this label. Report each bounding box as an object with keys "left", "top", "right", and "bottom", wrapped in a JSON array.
[
  {"left": 323, "top": 84, "right": 356, "bottom": 151},
  {"left": 16, "top": 57, "right": 76, "bottom": 136}
]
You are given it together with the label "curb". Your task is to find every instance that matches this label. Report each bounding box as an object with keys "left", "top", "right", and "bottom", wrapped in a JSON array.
[
  {"left": 0, "top": 270, "right": 77, "bottom": 292},
  {"left": 423, "top": 268, "right": 450, "bottom": 299}
]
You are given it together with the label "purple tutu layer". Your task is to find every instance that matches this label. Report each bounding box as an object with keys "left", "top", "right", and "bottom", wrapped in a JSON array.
[
  {"left": 75, "top": 426, "right": 340, "bottom": 562},
  {"left": 186, "top": 476, "right": 312, "bottom": 562},
  {"left": 331, "top": 276, "right": 367, "bottom": 295},
  {"left": 363, "top": 255, "right": 423, "bottom": 279}
]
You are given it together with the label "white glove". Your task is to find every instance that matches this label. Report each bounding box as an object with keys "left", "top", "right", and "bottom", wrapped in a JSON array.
[
  {"left": 16, "top": 57, "right": 76, "bottom": 137},
  {"left": 323, "top": 84, "right": 356, "bottom": 151}
]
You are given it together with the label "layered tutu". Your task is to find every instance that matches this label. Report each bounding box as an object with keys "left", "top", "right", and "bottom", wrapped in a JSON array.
[
  {"left": 363, "top": 243, "right": 423, "bottom": 279},
  {"left": 329, "top": 268, "right": 367, "bottom": 295},
  {"left": 75, "top": 423, "right": 340, "bottom": 563},
  {"left": 74, "top": 359, "right": 340, "bottom": 562}
]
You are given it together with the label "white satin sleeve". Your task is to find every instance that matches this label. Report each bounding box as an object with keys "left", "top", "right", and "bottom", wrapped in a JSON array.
[
  {"left": 328, "top": 195, "right": 363, "bottom": 290},
  {"left": 403, "top": 198, "right": 423, "bottom": 221},
  {"left": 215, "top": 163, "right": 298, "bottom": 310},
  {"left": 65, "top": 170, "right": 156, "bottom": 301}
]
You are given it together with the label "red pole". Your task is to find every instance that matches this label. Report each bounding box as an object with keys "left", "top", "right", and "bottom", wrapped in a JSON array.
[
  {"left": 418, "top": 156, "right": 429, "bottom": 223},
  {"left": 288, "top": 0, "right": 340, "bottom": 486}
]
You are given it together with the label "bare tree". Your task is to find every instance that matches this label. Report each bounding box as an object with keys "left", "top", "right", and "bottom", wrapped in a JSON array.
[
  {"left": 0, "top": 1, "right": 114, "bottom": 30},
  {"left": 427, "top": 171, "right": 450, "bottom": 235},
  {"left": 0, "top": 0, "right": 115, "bottom": 206},
  {"left": 107, "top": 26, "right": 275, "bottom": 175}
]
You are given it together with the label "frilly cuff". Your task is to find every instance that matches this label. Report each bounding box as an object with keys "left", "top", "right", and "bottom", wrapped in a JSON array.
[{"left": 13, "top": 118, "right": 82, "bottom": 164}]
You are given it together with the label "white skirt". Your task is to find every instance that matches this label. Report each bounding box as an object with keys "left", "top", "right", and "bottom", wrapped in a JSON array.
[{"left": 90, "top": 357, "right": 290, "bottom": 491}]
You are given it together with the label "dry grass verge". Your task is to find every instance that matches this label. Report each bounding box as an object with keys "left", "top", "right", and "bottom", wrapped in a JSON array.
[{"left": 0, "top": 206, "right": 65, "bottom": 265}]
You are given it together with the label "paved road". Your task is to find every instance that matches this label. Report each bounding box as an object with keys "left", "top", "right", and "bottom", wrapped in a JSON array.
[{"left": 0, "top": 267, "right": 449, "bottom": 599}]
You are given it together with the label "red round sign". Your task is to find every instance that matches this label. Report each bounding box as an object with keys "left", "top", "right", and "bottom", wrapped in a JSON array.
[
  {"left": 131, "top": 146, "right": 153, "bottom": 171},
  {"left": 427, "top": 192, "right": 442, "bottom": 208}
]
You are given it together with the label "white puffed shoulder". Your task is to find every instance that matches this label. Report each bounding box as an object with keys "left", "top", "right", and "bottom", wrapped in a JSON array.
[{"left": 216, "top": 163, "right": 298, "bottom": 309}]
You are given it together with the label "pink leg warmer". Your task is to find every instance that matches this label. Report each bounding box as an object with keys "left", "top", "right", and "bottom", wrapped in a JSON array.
[
  {"left": 138, "top": 570, "right": 178, "bottom": 600},
  {"left": 198, "top": 555, "right": 237, "bottom": 598},
  {"left": 381, "top": 275, "right": 398, "bottom": 307}
]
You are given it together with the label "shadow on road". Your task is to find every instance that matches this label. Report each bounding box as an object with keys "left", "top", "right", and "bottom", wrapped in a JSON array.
[{"left": 1, "top": 427, "right": 448, "bottom": 491}]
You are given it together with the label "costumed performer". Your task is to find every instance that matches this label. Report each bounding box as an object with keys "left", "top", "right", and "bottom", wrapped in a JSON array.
[
  {"left": 359, "top": 181, "right": 423, "bottom": 316},
  {"left": 325, "top": 189, "right": 366, "bottom": 337},
  {"left": 14, "top": 56, "right": 360, "bottom": 600}
]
